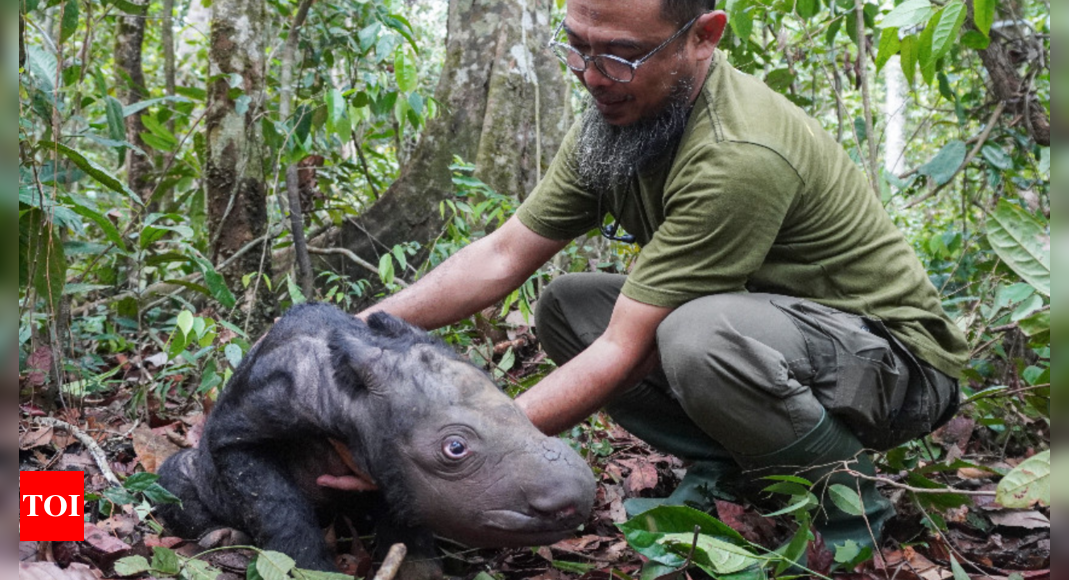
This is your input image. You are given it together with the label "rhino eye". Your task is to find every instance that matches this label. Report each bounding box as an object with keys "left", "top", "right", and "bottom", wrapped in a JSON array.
[{"left": 442, "top": 437, "right": 470, "bottom": 460}]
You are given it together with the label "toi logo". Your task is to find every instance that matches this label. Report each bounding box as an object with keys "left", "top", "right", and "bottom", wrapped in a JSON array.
[{"left": 20, "top": 471, "right": 86, "bottom": 541}]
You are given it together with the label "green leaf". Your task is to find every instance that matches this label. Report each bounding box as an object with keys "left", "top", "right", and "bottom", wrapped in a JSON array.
[
  {"left": 142, "top": 483, "right": 182, "bottom": 505},
  {"left": 972, "top": 0, "right": 996, "bottom": 35},
  {"left": 765, "top": 68, "right": 795, "bottom": 92},
  {"left": 796, "top": 0, "right": 819, "bottom": 19},
  {"left": 828, "top": 484, "right": 865, "bottom": 516},
  {"left": 834, "top": 540, "right": 862, "bottom": 564},
  {"left": 880, "top": 0, "right": 933, "bottom": 29},
  {"left": 918, "top": 9, "right": 940, "bottom": 85},
  {"left": 763, "top": 492, "right": 817, "bottom": 517},
  {"left": 931, "top": 0, "right": 966, "bottom": 61},
  {"left": 875, "top": 27, "right": 901, "bottom": 72},
  {"left": 727, "top": 0, "right": 753, "bottom": 41},
  {"left": 378, "top": 253, "right": 395, "bottom": 285},
  {"left": 617, "top": 505, "right": 750, "bottom": 569},
  {"left": 181, "top": 559, "right": 222, "bottom": 580},
  {"left": 949, "top": 556, "right": 971, "bottom": 580},
  {"left": 1038, "top": 147, "right": 1049, "bottom": 176},
  {"left": 961, "top": 29, "right": 991, "bottom": 49},
  {"left": 69, "top": 204, "right": 128, "bottom": 252},
  {"left": 255, "top": 551, "right": 296, "bottom": 580},
  {"left": 1017, "top": 310, "right": 1049, "bottom": 340},
  {"left": 106, "top": 96, "right": 126, "bottom": 142},
  {"left": 176, "top": 310, "right": 195, "bottom": 338},
  {"left": 918, "top": 140, "right": 966, "bottom": 185},
  {"left": 152, "top": 546, "right": 181, "bottom": 576},
  {"left": 122, "top": 95, "right": 190, "bottom": 118},
  {"left": 114, "top": 556, "right": 152, "bottom": 577},
  {"left": 981, "top": 144, "right": 1013, "bottom": 170},
  {"left": 358, "top": 22, "right": 382, "bottom": 53},
  {"left": 996, "top": 451, "right": 1050, "bottom": 508},
  {"left": 40, "top": 141, "right": 142, "bottom": 205},
  {"left": 394, "top": 51, "right": 418, "bottom": 93},
  {"left": 59, "top": 0, "right": 79, "bottom": 43},
  {"left": 900, "top": 34, "right": 919, "bottom": 87},
  {"left": 658, "top": 533, "right": 765, "bottom": 575},
  {"left": 225, "top": 343, "right": 244, "bottom": 368},
  {"left": 123, "top": 472, "right": 160, "bottom": 492},
  {"left": 988, "top": 200, "right": 1050, "bottom": 297}
]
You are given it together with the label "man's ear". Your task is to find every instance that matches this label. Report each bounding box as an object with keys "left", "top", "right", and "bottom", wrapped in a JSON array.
[{"left": 693, "top": 10, "right": 728, "bottom": 58}]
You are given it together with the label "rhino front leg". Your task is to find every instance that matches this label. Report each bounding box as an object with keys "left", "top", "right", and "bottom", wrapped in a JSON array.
[{"left": 214, "top": 446, "right": 336, "bottom": 571}]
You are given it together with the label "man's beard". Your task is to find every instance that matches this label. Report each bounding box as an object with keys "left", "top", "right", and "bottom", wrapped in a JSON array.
[{"left": 575, "top": 75, "right": 695, "bottom": 196}]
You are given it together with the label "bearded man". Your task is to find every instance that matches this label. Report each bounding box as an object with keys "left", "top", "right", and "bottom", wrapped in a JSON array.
[{"left": 323, "top": 0, "right": 968, "bottom": 563}]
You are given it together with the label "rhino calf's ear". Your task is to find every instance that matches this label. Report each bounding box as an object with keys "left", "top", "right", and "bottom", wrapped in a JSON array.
[
  {"left": 366, "top": 312, "right": 424, "bottom": 341},
  {"left": 329, "top": 330, "right": 386, "bottom": 393}
]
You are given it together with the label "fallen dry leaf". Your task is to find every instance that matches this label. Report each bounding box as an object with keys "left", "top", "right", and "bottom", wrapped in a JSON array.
[
  {"left": 988, "top": 510, "right": 1050, "bottom": 530},
  {"left": 82, "top": 523, "right": 131, "bottom": 554},
  {"left": 19, "top": 426, "right": 54, "bottom": 450},
  {"left": 97, "top": 513, "right": 139, "bottom": 538},
  {"left": 625, "top": 461, "right": 659, "bottom": 494},
  {"left": 131, "top": 424, "right": 182, "bottom": 473},
  {"left": 19, "top": 562, "right": 100, "bottom": 580}
]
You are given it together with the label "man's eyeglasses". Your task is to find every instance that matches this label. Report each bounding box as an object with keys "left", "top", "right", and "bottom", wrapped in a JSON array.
[{"left": 548, "top": 16, "right": 701, "bottom": 84}]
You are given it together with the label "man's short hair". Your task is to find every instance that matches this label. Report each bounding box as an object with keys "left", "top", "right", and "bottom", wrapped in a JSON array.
[{"left": 661, "top": 0, "right": 717, "bottom": 25}]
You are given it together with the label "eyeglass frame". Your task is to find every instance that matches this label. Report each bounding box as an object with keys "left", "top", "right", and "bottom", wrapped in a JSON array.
[{"left": 548, "top": 15, "right": 702, "bottom": 83}]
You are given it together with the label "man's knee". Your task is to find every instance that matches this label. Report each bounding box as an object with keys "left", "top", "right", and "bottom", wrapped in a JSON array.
[{"left": 535, "top": 273, "right": 624, "bottom": 365}]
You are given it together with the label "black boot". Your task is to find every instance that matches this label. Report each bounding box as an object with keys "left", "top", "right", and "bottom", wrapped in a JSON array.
[{"left": 737, "top": 412, "right": 895, "bottom": 554}]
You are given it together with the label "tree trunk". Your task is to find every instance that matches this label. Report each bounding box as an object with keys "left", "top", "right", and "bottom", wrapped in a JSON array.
[
  {"left": 966, "top": 0, "right": 1050, "bottom": 147},
  {"left": 206, "top": 0, "right": 275, "bottom": 334},
  {"left": 320, "top": 0, "right": 568, "bottom": 306},
  {"left": 114, "top": 0, "right": 154, "bottom": 209}
]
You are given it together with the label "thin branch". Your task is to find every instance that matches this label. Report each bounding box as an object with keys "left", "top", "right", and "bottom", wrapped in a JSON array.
[
  {"left": 33, "top": 417, "right": 122, "bottom": 487},
  {"left": 843, "top": 467, "right": 996, "bottom": 496},
  {"left": 286, "top": 165, "right": 314, "bottom": 298},
  {"left": 307, "top": 247, "right": 411, "bottom": 289},
  {"left": 854, "top": 0, "right": 879, "bottom": 195}
]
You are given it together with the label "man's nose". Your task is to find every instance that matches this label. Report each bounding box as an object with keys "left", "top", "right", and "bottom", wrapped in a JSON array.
[{"left": 577, "top": 64, "right": 614, "bottom": 91}]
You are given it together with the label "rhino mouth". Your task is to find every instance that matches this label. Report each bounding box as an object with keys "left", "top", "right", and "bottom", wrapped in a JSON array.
[{"left": 480, "top": 509, "right": 586, "bottom": 536}]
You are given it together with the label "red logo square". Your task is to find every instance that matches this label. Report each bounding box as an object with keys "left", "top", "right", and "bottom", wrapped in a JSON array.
[{"left": 20, "top": 471, "right": 86, "bottom": 541}]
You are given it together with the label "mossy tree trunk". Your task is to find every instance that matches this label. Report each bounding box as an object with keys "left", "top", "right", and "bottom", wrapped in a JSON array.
[
  {"left": 321, "top": 0, "right": 568, "bottom": 306},
  {"left": 206, "top": 0, "right": 276, "bottom": 334}
]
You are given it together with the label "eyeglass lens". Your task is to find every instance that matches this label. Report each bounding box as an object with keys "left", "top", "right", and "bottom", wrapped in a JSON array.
[{"left": 552, "top": 46, "right": 635, "bottom": 83}]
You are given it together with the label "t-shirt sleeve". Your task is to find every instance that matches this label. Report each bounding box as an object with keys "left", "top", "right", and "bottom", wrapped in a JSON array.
[
  {"left": 622, "top": 142, "right": 803, "bottom": 308},
  {"left": 515, "top": 122, "right": 601, "bottom": 241}
]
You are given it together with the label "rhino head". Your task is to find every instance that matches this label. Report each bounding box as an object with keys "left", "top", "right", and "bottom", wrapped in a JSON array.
[{"left": 331, "top": 312, "right": 597, "bottom": 548}]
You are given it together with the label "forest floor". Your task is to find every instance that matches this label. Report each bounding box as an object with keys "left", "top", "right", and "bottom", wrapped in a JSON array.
[{"left": 18, "top": 334, "right": 1050, "bottom": 580}]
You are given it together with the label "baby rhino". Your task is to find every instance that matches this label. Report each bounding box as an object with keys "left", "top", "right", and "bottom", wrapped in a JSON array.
[{"left": 157, "top": 303, "right": 595, "bottom": 579}]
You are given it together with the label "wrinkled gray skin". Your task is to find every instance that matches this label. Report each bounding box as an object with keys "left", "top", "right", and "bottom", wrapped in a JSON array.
[{"left": 157, "top": 304, "right": 595, "bottom": 580}]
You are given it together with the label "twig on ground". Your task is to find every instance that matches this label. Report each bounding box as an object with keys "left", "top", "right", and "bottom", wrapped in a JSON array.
[
  {"left": 372, "top": 543, "right": 408, "bottom": 580},
  {"left": 843, "top": 466, "right": 996, "bottom": 496},
  {"left": 33, "top": 417, "right": 121, "bottom": 487}
]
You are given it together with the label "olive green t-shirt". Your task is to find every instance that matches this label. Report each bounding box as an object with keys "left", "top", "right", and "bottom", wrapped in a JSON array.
[{"left": 516, "top": 52, "right": 968, "bottom": 377}]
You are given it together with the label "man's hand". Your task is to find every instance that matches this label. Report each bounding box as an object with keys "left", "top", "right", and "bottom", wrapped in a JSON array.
[{"left": 517, "top": 294, "right": 671, "bottom": 435}]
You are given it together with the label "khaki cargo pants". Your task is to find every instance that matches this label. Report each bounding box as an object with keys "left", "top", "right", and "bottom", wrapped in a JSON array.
[{"left": 534, "top": 273, "right": 960, "bottom": 458}]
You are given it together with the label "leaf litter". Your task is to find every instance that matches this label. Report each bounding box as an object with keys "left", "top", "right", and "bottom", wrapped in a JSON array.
[{"left": 18, "top": 333, "right": 1049, "bottom": 580}]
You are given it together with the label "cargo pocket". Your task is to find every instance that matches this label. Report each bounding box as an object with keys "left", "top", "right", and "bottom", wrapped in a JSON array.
[{"left": 771, "top": 299, "right": 909, "bottom": 448}]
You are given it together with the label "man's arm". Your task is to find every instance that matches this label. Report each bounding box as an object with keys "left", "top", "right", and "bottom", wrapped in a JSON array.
[
  {"left": 517, "top": 293, "right": 673, "bottom": 435},
  {"left": 360, "top": 216, "right": 569, "bottom": 329}
]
